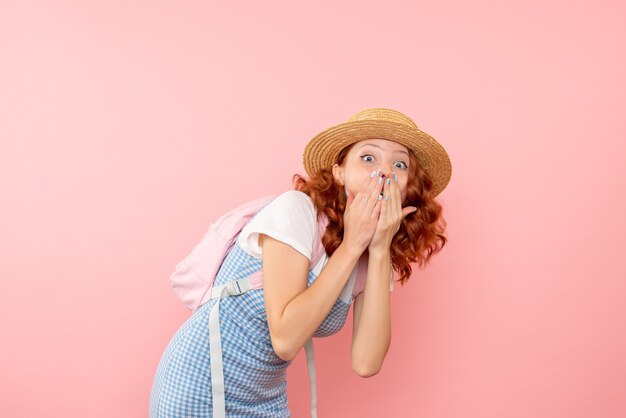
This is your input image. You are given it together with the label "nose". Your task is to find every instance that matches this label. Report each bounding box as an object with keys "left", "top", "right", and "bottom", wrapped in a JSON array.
[{"left": 378, "top": 165, "right": 393, "bottom": 179}]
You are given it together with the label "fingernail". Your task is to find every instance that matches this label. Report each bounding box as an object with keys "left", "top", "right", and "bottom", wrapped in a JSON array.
[
  {"left": 393, "top": 173, "right": 398, "bottom": 183},
  {"left": 378, "top": 194, "right": 383, "bottom": 201},
  {"left": 386, "top": 178, "right": 391, "bottom": 185},
  {"left": 378, "top": 177, "right": 383, "bottom": 184},
  {"left": 370, "top": 170, "right": 376, "bottom": 178},
  {"left": 385, "top": 194, "right": 389, "bottom": 201}
]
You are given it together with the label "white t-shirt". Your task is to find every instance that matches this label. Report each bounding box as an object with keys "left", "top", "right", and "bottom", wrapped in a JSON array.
[
  {"left": 238, "top": 190, "right": 395, "bottom": 294},
  {"left": 238, "top": 190, "right": 318, "bottom": 262}
]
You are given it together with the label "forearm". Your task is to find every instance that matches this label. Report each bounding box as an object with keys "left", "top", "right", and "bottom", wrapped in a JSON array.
[
  {"left": 351, "top": 249, "right": 392, "bottom": 374},
  {"left": 277, "top": 242, "right": 361, "bottom": 359}
]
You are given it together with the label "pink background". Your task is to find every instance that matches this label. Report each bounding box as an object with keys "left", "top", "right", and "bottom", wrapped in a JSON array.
[{"left": 1, "top": 1, "right": 625, "bottom": 417}]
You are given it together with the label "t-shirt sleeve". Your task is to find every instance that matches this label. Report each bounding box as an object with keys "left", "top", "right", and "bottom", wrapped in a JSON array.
[{"left": 238, "top": 190, "right": 317, "bottom": 261}]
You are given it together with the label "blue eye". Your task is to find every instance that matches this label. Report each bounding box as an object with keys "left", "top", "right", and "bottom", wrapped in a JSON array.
[
  {"left": 395, "top": 161, "right": 408, "bottom": 169},
  {"left": 361, "top": 154, "right": 374, "bottom": 162}
]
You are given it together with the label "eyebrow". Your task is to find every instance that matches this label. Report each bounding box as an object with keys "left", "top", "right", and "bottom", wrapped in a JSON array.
[{"left": 358, "top": 143, "right": 410, "bottom": 157}]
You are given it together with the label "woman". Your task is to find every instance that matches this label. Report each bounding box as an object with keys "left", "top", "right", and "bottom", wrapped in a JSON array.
[{"left": 150, "top": 108, "right": 452, "bottom": 417}]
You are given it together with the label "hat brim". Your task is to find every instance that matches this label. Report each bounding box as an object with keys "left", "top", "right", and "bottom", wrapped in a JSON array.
[{"left": 303, "top": 120, "right": 451, "bottom": 197}]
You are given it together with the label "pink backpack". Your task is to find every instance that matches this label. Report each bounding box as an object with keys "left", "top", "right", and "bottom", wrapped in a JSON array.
[{"left": 169, "top": 194, "right": 331, "bottom": 312}]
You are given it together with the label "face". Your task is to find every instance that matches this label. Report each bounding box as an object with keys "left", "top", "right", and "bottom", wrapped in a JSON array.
[{"left": 332, "top": 138, "right": 411, "bottom": 202}]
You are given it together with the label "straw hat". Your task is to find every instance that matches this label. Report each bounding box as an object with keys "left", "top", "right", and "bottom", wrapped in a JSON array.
[{"left": 302, "top": 108, "right": 452, "bottom": 197}]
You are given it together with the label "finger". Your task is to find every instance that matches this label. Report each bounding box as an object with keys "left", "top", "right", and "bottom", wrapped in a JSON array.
[
  {"left": 373, "top": 189, "right": 383, "bottom": 221},
  {"left": 370, "top": 177, "right": 385, "bottom": 225},
  {"left": 383, "top": 174, "right": 397, "bottom": 227},
  {"left": 368, "top": 172, "right": 385, "bottom": 209},
  {"left": 378, "top": 179, "right": 389, "bottom": 222},
  {"left": 357, "top": 170, "right": 379, "bottom": 208},
  {"left": 382, "top": 176, "right": 392, "bottom": 212},
  {"left": 370, "top": 175, "right": 385, "bottom": 222},
  {"left": 391, "top": 172, "right": 401, "bottom": 216}
]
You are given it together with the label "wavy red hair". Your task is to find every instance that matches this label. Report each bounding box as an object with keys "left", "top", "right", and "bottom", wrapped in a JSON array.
[{"left": 293, "top": 143, "right": 447, "bottom": 286}]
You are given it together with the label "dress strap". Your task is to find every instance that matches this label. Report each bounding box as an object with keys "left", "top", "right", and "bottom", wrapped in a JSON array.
[
  {"left": 208, "top": 278, "right": 253, "bottom": 418},
  {"left": 207, "top": 278, "right": 318, "bottom": 418},
  {"left": 304, "top": 338, "right": 318, "bottom": 418}
]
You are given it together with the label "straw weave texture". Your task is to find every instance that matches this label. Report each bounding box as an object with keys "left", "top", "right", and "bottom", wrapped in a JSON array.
[{"left": 303, "top": 108, "right": 452, "bottom": 197}]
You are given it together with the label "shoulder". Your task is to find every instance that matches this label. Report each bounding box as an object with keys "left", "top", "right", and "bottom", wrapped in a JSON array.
[
  {"left": 273, "top": 190, "right": 315, "bottom": 209},
  {"left": 238, "top": 190, "right": 318, "bottom": 261},
  {"left": 259, "top": 190, "right": 317, "bottom": 219}
]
